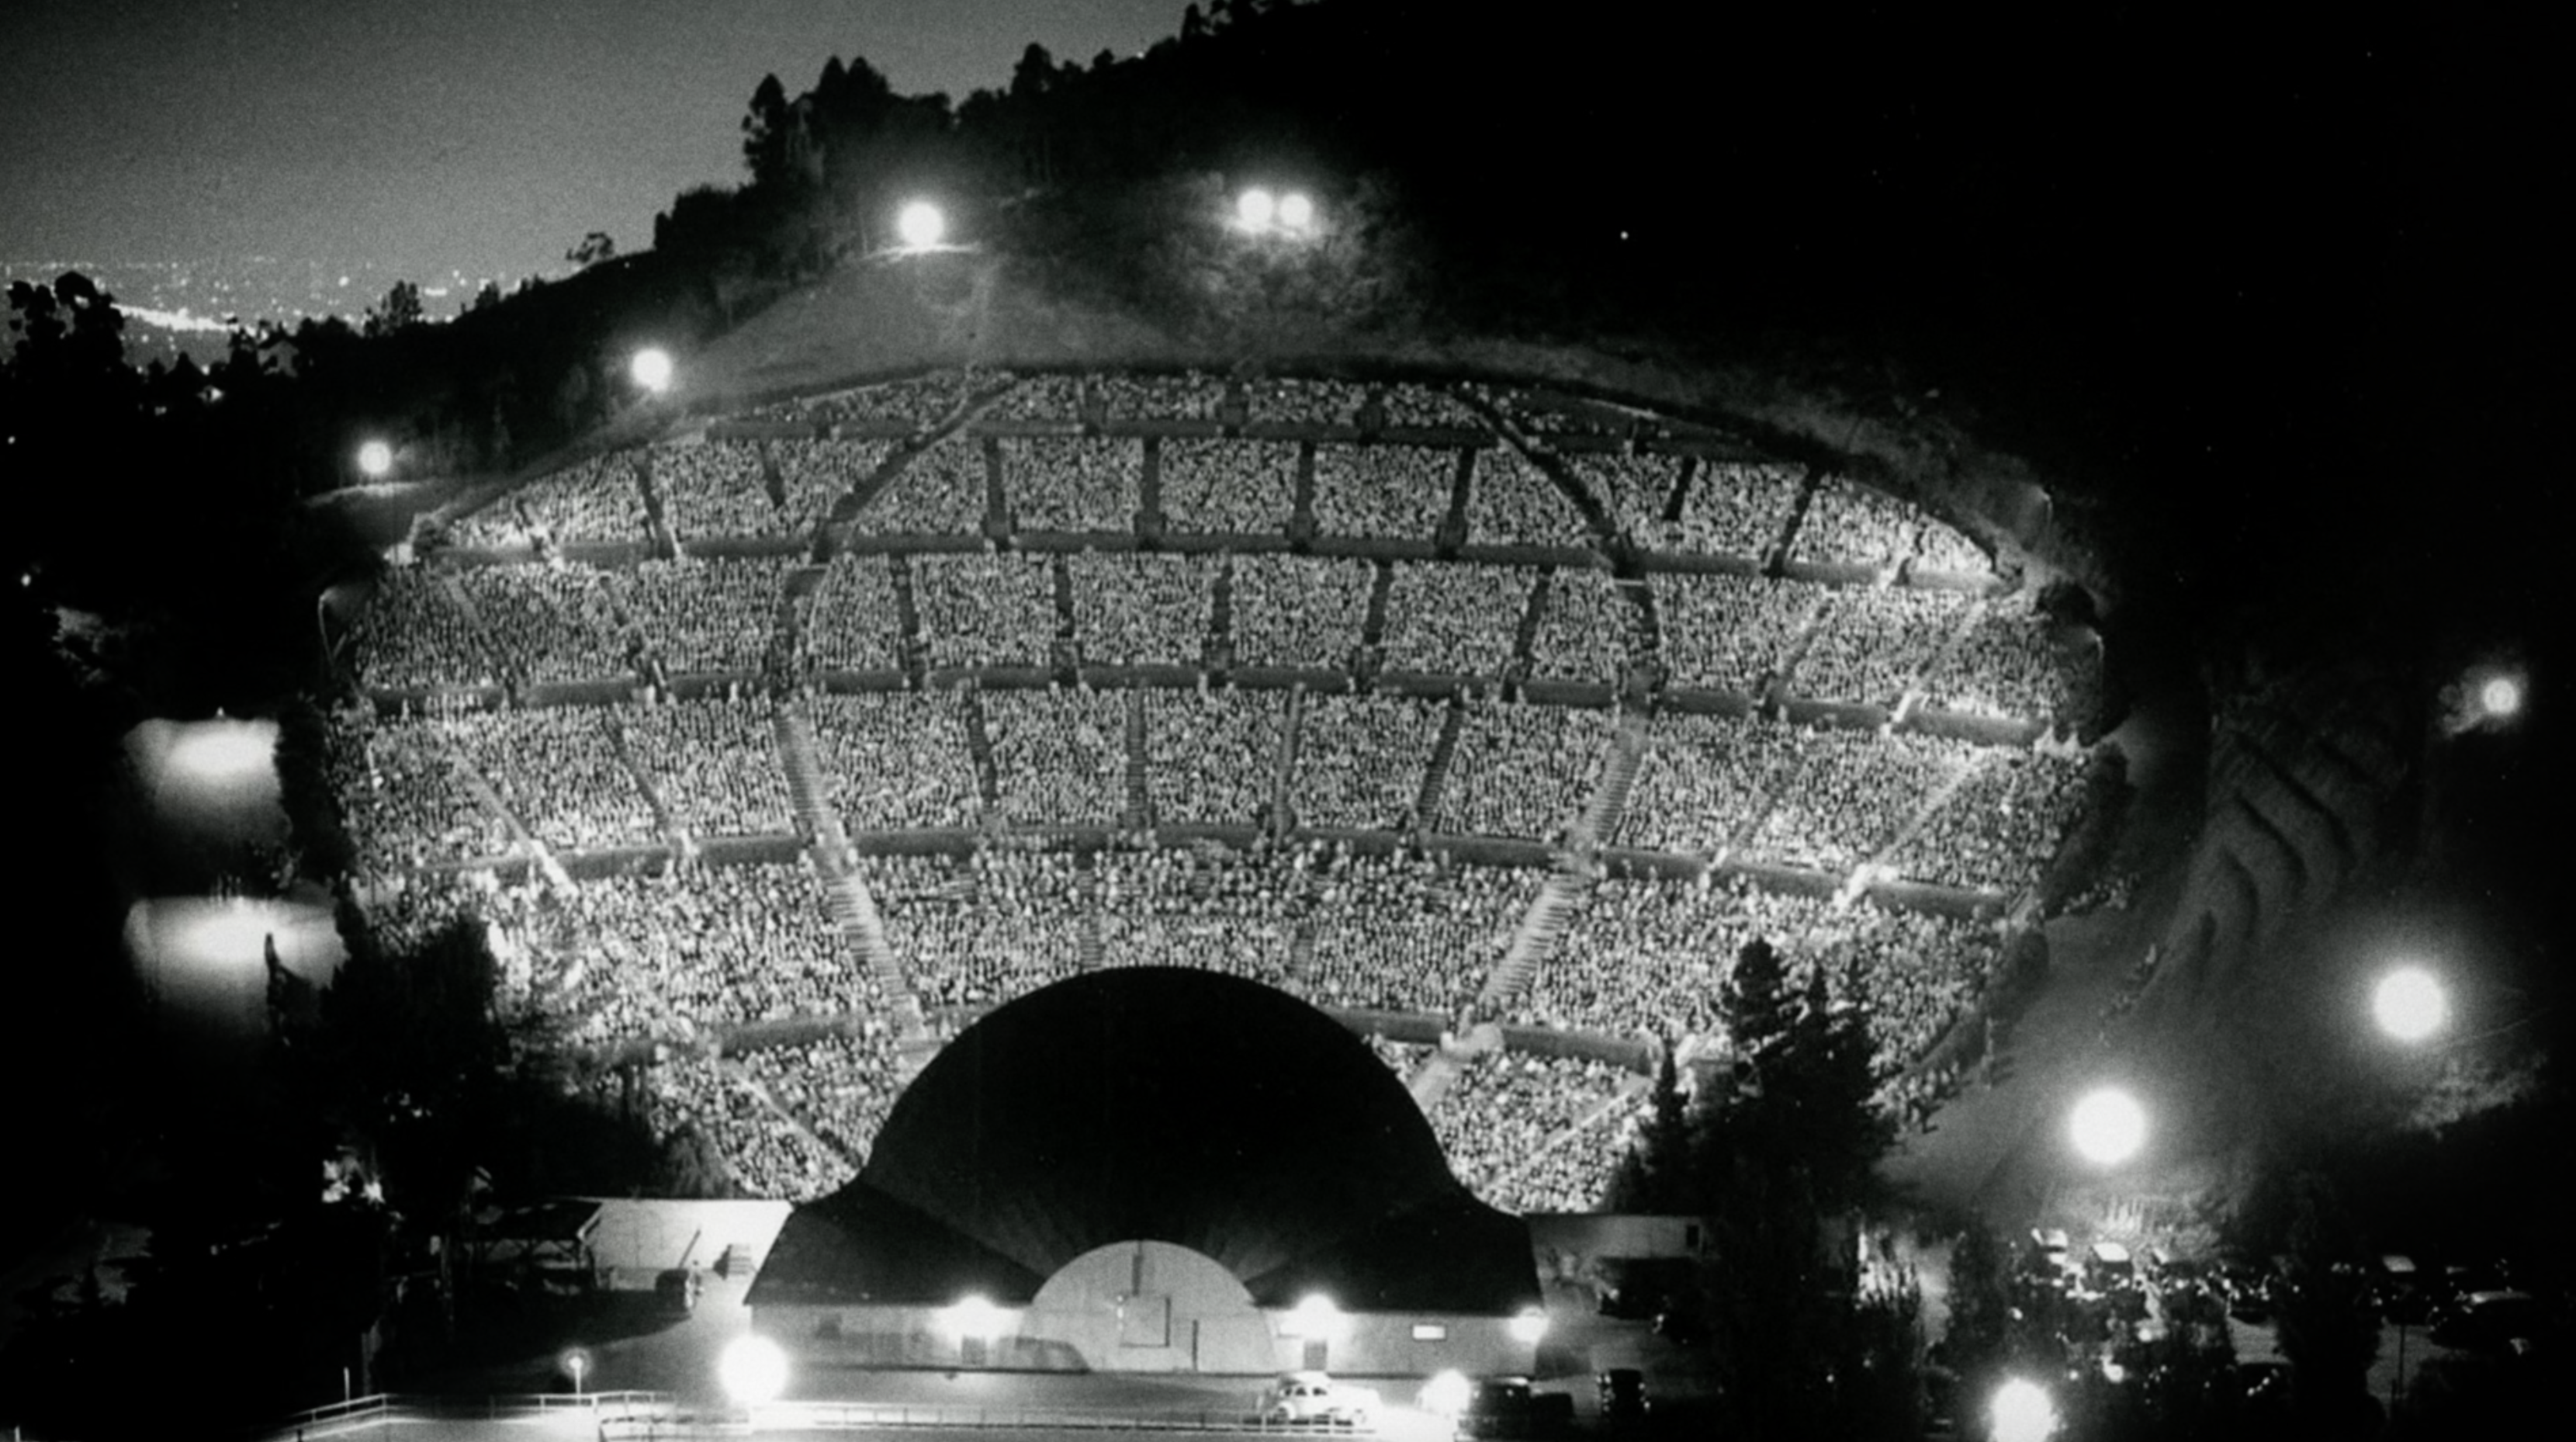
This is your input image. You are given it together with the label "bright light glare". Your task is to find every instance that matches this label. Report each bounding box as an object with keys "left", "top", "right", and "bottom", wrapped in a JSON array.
[
  {"left": 719, "top": 1335, "right": 789, "bottom": 1405},
  {"left": 1286, "top": 1293, "right": 1342, "bottom": 1339},
  {"left": 631, "top": 347, "right": 674, "bottom": 393},
  {"left": 1508, "top": 1307, "right": 1549, "bottom": 1345},
  {"left": 2069, "top": 1087, "right": 2147, "bottom": 1166},
  {"left": 1237, "top": 188, "right": 1277, "bottom": 229},
  {"left": 897, "top": 200, "right": 946, "bottom": 248},
  {"left": 1989, "top": 1378, "right": 2058, "bottom": 1442},
  {"left": 1419, "top": 1371, "right": 1470, "bottom": 1417},
  {"left": 2478, "top": 674, "right": 2524, "bottom": 719},
  {"left": 2374, "top": 966, "right": 2449, "bottom": 1043},
  {"left": 938, "top": 1295, "right": 1002, "bottom": 1340},
  {"left": 1277, "top": 192, "right": 1315, "bottom": 230},
  {"left": 355, "top": 439, "right": 393, "bottom": 477},
  {"left": 165, "top": 720, "right": 276, "bottom": 792}
]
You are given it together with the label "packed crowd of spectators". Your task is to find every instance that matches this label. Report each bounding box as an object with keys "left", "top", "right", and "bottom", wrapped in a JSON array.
[
  {"left": 983, "top": 373, "right": 1087, "bottom": 423},
  {"left": 1245, "top": 376, "right": 1369, "bottom": 425},
  {"left": 803, "top": 552, "right": 903, "bottom": 673},
  {"left": 1225, "top": 554, "right": 1371, "bottom": 670},
  {"left": 1466, "top": 449, "right": 1585, "bottom": 547},
  {"left": 1527, "top": 564, "right": 1642, "bottom": 685},
  {"left": 1799, "top": 900, "right": 2001, "bottom": 1066},
  {"left": 1564, "top": 453, "right": 1683, "bottom": 545},
  {"left": 849, "top": 436, "right": 987, "bottom": 536},
  {"left": 449, "top": 706, "right": 660, "bottom": 853},
  {"left": 653, "top": 438, "right": 778, "bottom": 542},
  {"left": 1441, "top": 698, "right": 1615, "bottom": 841},
  {"left": 1652, "top": 571, "right": 1819, "bottom": 695},
  {"left": 1792, "top": 475, "right": 1922, "bottom": 568},
  {"left": 1380, "top": 561, "right": 1529, "bottom": 676},
  {"left": 1518, "top": 872, "right": 1836, "bottom": 1038},
  {"left": 625, "top": 557, "right": 788, "bottom": 677},
  {"left": 984, "top": 684, "right": 1130, "bottom": 827},
  {"left": 1144, "top": 685, "right": 1286, "bottom": 828},
  {"left": 1311, "top": 442, "right": 1453, "bottom": 541},
  {"left": 1287, "top": 692, "right": 1444, "bottom": 830},
  {"left": 546, "top": 863, "right": 858, "bottom": 1038},
  {"left": 1434, "top": 1052, "right": 1643, "bottom": 1215},
  {"left": 1920, "top": 602, "right": 2073, "bottom": 723},
  {"left": 451, "top": 452, "right": 650, "bottom": 549},
  {"left": 1095, "top": 844, "right": 1300, "bottom": 987},
  {"left": 1093, "top": 369, "right": 1227, "bottom": 421},
  {"left": 1066, "top": 550, "right": 1214, "bottom": 665},
  {"left": 732, "top": 1031, "right": 906, "bottom": 1173},
  {"left": 632, "top": 1049, "right": 858, "bottom": 1202},
  {"left": 1912, "top": 515, "right": 1992, "bottom": 576},
  {"left": 456, "top": 565, "right": 632, "bottom": 685},
  {"left": 865, "top": 847, "right": 1089, "bottom": 1007},
  {"left": 326, "top": 709, "right": 515, "bottom": 869},
  {"left": 802, "top": 372, "right": 978, "bottom": 430},
  {"left": 1376, "top": 384, "right": 1485, "bottom": 431},
  {"left": 772, "top": 438, "right": 894, "bottom": 532},
  {"left": 810, "top": 691, "right": 983, "bottom": 832},
  {"left": 624, "top": 695, "right": 795, "bottom": 837},
  {"left": 1005, "top": 438, "right": 1141, "bottom": 533},
  {"left": 1159, "top": 438, "right": 1298, "bottom": 535},
  {"left": 1742, "top": 726, "right": 1972, "bottom": 875},
  {"left": 1615, "top": 712, "right": 1799, "bottom": 857},
  {"left": 1304, "top": 847, "right": 1536, "bottom": 1014},
  {"left": 1657, "top": 460, "right": 1803, "bottom": 559},
  {"left": 911, "top": 551, "right": 1057, "bottom": 669},
  {"left": 350, "top": 570, "right": 502, "bottom": 691},
  {"left": 1791, "top": 584, "right": 1972, "bottom": 708},
  {"left": 1889, "top": 748, "right": 2086, "bottom": 892}
]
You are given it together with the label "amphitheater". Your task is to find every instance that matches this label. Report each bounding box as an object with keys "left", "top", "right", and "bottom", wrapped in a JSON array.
[{"left": 321, "top": 367, "right": 2107, "bottom": 1216}]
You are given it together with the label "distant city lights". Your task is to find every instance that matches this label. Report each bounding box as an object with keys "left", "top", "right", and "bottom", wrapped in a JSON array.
[
  {"left": 2068, "top": 1086, "right": 2147, "bottom": 1166},
  {"left": 2373, "top": 965, "right": 2450, "bottom": 1043},
  {"left": 355, "top": 438, "right": 393, "bottom": 478},
  {"left": 896, "top": 200, "right": 947, "bottom": 249},
  {"left": 630, "top": 346, "right": 674, "bottom": 393}
]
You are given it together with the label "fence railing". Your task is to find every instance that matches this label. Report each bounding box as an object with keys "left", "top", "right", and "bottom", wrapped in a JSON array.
[{"left": 599, "top": 1400, "right": 1383, "bottom": 1440}]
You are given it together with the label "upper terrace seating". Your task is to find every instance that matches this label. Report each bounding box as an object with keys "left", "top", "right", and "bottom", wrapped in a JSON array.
[
  {"left": 1144, "top": 686, "right": 1286, "bottom": 828},
  {"left": 1289, "top": 692, "right": 1446, "bottom": 830},
  {"left": 1661, "top": 460, "right": 1802, "bottom": 560},
  {"left": 1312, "top": 442, "right": 1454, "bottom": 543},
  {"left": 1466, "top": 449, "right": 1586, "bottom": 548},
  {"left": 911, "top": 552, "right": 1055, "bottom": 671},
  {"left": 1440, "top": 699, "right": 1615, "bottom": 842},
  {"left": 1160, "top": 438, "right": 1298, "bottom": 535},
  {"left": 811, "top": 691, "right": 983, "bottom": 833},
  {"left": 1227, "top": 554, "right": 1372, "bottom": 671},
  {"left": 1067, "top": 550, "right": 1215, "bottom": 666},
  {"left": 1380, "top": 562, "right": 1529, "bottom": 678},
  {"left": 1004, "top": 438, "right": 1140, "bottom": 533},
  {"left": 654, "top": 438, "right": 780, "bottom": 542}
]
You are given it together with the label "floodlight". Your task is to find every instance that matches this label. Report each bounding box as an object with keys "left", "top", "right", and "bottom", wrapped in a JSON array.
[
  {"left": 630, "top": 347, "right": 674, "bottom": 393},
  {"left": 561, "top": 1347, "right": 591, "bottom": 1396},
  {"left": 1508, "top": 1307, "right": 1549, "bottom": 1345},
  {"left": 2373, "top": 965, "right": 2449, "bottom": 1043},
  {"left": 2068, "top": 1086, "right": 2146, "bottom": 1166},
  {"left": 355, "top": 439, "right": 393, "bottom": 478},
  {"left": 897, "top": 200, "right": 946, "bottom": 249},
  {"left": 938, "top": 1294, "right": 1002, "bottom": 1340},
  {"left": 1277, "top": 192, "right": 1315, "bottom": 231},
  {"left": 1420, "top": 1371, "right": 1471, "bottom": 1417},
  {"left": 1238, "top": 188, "right": 1278, "bottom": 230},
  {"left": 1989, "top": 1377, "right": 2058, "bottom": 1442},
  {"left": 2477, "top": 674, "right": 2524, "bottom": 719},
  {"left": 1285, "top": 1292, "right": 1344, "bottom": 1339},
  {"left": 719, "top": 1334, "right": 789, "bottom": 1406}
]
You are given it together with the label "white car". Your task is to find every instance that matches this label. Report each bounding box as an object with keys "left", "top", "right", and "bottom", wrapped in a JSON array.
[{"left": 1263, "top": 1371, "right": 1381, "bottom": 1426}]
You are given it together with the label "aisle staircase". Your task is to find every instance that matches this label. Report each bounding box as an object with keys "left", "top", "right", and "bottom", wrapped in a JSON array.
[
  {"left": 1124, "top": 688, "right": 1153, "bottom": 831},
  {"left": 771, "top": 701, "right": 929, "bottom": 1051}
]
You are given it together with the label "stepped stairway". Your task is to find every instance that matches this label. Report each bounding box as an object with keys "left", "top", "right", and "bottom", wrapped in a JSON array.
[
  {"left": 1272, "top": 687, "right": 1307, "bottom": 837},
  {"left": 1412, "top": 699, "right": 1467, "bottom": 838},
  {"left": 771, "top": 700, "right": 929, "bottom": 1052},
  {"left": 1124, "top": 688, "right": 1153, "bottom": 831},
  {"left": 1841, "top": 749, "right": 1989, "bottom": 905},
  {"left": 1077, "top": 854, "right": 1108, "bottom": 970},
  {"left": 958, "top": 688, "right": 1002, "bottom": 814},
  {"left": 1892, "top": 596, "right": 1992, "bottom": 726},
  {"left": 1205, "top": 553, "right": 1235, "bottom": 673},
  {"left": 604, "top": 708, "right": 691, "bottom": 856},
  {"left": 1482, "top": 1069, "right": 1653, "bottom": 1203}
]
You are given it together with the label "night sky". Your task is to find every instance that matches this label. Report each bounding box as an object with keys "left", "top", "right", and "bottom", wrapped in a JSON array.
[{"left": 0, "top": 0, "right": 1185, "bottom": 285}]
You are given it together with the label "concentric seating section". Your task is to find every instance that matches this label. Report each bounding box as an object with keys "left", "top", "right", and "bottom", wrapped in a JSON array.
[
  {"left": 1800, "top": 900, "right": 2001, "bottom": 1064},
  {"left": 1246, "top": 376, "right": 1369, "bottom": 425},
  {"left": 627, "top": 556, "right": 789, "bottom": 677},
  {"left": 453, "top": 451, "right": 649, "bottom": 549},
  {"left": 654, "top": 438, "right": 778, "bottom": 542},
  {"left": 1792, "top": 584, "right": 1972, "bottom": 708},
  {"left": 326, "top": 710, "right": 513, "bottom": 869},
  {"left": 911, "top": 552, "right": 1056, "bottom": 670},
  {"left": 455, "top": 565, "right": 632, "bottom": 685},
  {"left": 985, "top": 373, "right": 1085, "bottom": 422},
  {"left": 1528, "top": 564, "right": 1639, "bottom": 685},
  {"left": 1889, "top": 748, "right": 2087, "bottom": 891},
  {"left": 1660, "top": 460, "right": 1802, "bottom": 560},
  {"left": 1742, "top": 727, "right": 1974, "bottom": 874},
  {"left": 735, "top": 1033, "right": 906, "bottom": 1172},
  {"left": 1466, "top": 448, "right": 1584, "bottom": 547},
  {"left": 1793, "top": 475, "right": 1920, "bottom": 568},
  {"left": 1095, "top": 845, "right": 1299, "bottom": 986},
  {"left": 774, "top": 439, "right": 893, "bottom": 532},
  {"left": 1913, "top": 513, "right": 1993, "bottom": 577},
  {"left": 805, "top": 372, "right": 974, "bottom": 429},
  {"left": 635, "top": 1049, "right": 857, "bottom": 1202},
  {"left": 1616, "top": 713, "right": 1803, "bottom": 857},
  {"left": 1526, "top": 875, "right": 1737, "bottom": 1038},
  {"left": 351, "top": 570, "right": 500, "bottom": 691},
  {"left": 1563, "top": 452, "right": 1682, "bottom": 546},
  {"left": 1377, "top": 383, "right": 1485, "bottom": 431},
  {"left": 1096, "top": 370, "right": 1226, "bottom": 421},
  {"left": 1440, "top": 699, "right": 1614, "bottom": 841},
  {"left": 869, "top": 848, "right": 1087, "bottom": 1008},
  {"left": 450, "top": 707, "right": 658, "bottom": 853},
  {"left": 624, "top": 695, "right": 794, "bottom": 836},
  {"left": 1921, "top": 601, "right": 2067, "bottom": 723},
  {"left": 1654, "top": 572, "right": 1819, "bottom": 695},
  {"left": 1227, "top": 554, "right": 1372, "bottom": 669},
  {"left": 1004, "top": 437, "right": 1139, "bottom": 533},
  {"left": 1290, "top": 692, "right": 1445, "bottom": 830},
  {"left": 1304, "top": 854, "right": 1535, "bottom": 1014},
  {"left": 804, "top": 552, "right": 903, "bottom": 674},
  {"left": 850, "top": 435, "right": 985, "bottom": 536},
  {"left": 811, "top": 692, "right": 982, "bottom": 832},
  {"left": 1380, "top": 561, "right": 1528, "bottom": 678},
  {"left": 1435, "top": 1052, "right": 1642, "bottom": 1215},
  {"left": 1145, "top": 687, "right": 1286, "bottom": 827},
  {"left": 984, "top": 686, "right": 1128, "bottom": 827},
  {"left": 1066, "top": 550, "right": 1214, "bottom": 666},
  {"left": 1161, "top": 438, "right": 1297, "bottom": 536},
  {"left": 1312, "top": 442, "right": 1453, "bottom": 542}
]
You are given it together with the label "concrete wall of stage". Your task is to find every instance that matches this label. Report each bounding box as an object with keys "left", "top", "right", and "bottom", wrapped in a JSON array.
[{"left": 755, "top": 1238, "right": 1539, "bottom": 1378}]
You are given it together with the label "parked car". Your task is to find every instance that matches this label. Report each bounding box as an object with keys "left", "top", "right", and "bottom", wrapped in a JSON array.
[
  {"left": 2428, "top": 1290, "right": 2544, "bottom": 1355},
  {"left": 1262, "top": 1371, "right": 1381, "bottom": 1426},
  {"left": 1457, "top": 1378, "right": 1574, "bottom": 1440},
  {"left": 1596, "top": 1368, "right": 1648, "bottom": 1430}
]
